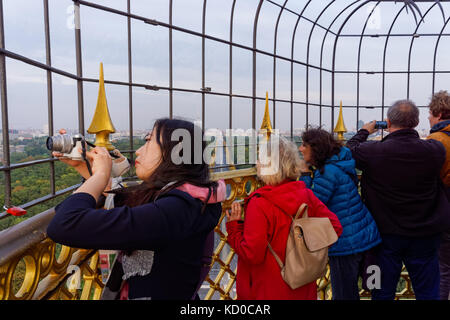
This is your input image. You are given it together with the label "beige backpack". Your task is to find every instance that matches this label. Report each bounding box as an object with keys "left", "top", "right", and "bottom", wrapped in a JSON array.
[{"left": 267, "top": 203, "right": 338, "bottom": 290}]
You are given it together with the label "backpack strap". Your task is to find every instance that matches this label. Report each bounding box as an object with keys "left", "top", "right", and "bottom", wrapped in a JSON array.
[
  {"left": 295, "top": 203, "right": 308, "bottom": 219},
  {"left": 258, "top": 193, "right": 308, "bottom": 221},
  {"left": 267, "top": 243, "right": 284, "bottom": 269},
  {"left": 266, "top": 203, "right": 309, "bottom": 270}
]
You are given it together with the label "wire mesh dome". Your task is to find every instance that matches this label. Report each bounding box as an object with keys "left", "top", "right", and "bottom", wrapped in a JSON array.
[{"left": 1, "top": 0, "right": 449, "bottom": 301}]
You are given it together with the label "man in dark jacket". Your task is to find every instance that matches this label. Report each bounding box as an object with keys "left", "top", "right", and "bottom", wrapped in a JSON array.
[{"left": 346, "top": 100, "right": 449, "bottom": 300}]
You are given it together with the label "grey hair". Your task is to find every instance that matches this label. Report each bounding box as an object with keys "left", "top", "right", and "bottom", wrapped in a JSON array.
[
  {"left": 387, "top": 100, "right": 419, "bottom": 129},
  {"left": 257, "top": 135, "right": 302, "bottom": 186}
]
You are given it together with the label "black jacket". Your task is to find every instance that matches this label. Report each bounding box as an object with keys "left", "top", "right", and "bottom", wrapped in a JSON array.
[
  {"left": 346, "top": 128, "right": 449, "bottom": 237},
  {"left": 47, "top": 189, "right": 222, "bottom": 299}
]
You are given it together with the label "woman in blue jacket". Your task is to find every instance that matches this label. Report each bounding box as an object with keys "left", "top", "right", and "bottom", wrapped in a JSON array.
[
  {"left": 47, "top": 118, "right": 224, "bottom": 300},
  {"left": 298, "top": 128, "right": 381, "bottom": 300}
]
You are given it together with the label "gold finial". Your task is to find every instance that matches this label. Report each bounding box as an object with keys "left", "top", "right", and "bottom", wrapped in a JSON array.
[
  {"left": 87, "top": 62, "right": 116, "bottom": 150},
  {"left": 260, "top": 91, "right": 273, "bottom": 138},
  {"left": 334, "top": 100, "right": 347, "bottom": 141}
]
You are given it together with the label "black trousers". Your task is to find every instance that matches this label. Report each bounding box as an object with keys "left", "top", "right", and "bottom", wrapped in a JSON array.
[
  {"left": 439, "top": 229, "right": 450, "bottom": 300},
  {"left": 371, "top": 233, "right": 441, "bottom": 300},
  {"left": 329, "top": 252, "right": 365, "bottom": 300}
]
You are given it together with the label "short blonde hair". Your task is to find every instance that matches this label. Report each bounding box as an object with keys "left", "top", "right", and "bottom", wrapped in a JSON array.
[{"left": 257, "top": 135, "right": 302, "bottom": 186}]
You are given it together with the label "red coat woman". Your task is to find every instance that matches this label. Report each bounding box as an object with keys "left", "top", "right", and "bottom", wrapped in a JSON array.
[{"left": 226, "top": 137, "right": 342, "bottom": 300}]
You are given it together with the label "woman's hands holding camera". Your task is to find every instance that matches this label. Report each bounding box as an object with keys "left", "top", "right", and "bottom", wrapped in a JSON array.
[
  {"left": 52, "top": 129, "right": 93, "bottom": 179},
  {"left": 85, "top": 146, "right": 113, "bottom": 179},
  {"left": 73, "top": 146, "right": 115, "bottom": 202},
  {"left": 54, "top": 128, "right": 121, "bottom": 201}
]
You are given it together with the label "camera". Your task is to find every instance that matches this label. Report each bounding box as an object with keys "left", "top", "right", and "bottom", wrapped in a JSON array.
[
  {"left": 46, "top": 133, "right": 85, "bottom": 160},
  {"left": 375, "top": 121, "right": 388, "bottom": 129},
  {"left": 47, "top": 133, "right": 129, "bottom": 176}
]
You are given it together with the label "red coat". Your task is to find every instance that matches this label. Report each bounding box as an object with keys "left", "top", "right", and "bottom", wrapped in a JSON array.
[{"left": 226, "top": 180, "right": 343, "bottom": 300}]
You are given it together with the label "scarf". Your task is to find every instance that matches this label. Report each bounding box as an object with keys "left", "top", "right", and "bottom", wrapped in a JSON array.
[{"left": 120, "top": 180, "right": 226, "bottom": 281}]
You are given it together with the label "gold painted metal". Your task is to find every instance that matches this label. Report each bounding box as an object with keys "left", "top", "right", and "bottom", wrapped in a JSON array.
[
  {"left": 334, "top": 100, "right": 347, "bottom": 141},
  {"left": 260, "top": 91, "right": 273, "bottom": 139},
  {"left": 87, "top": 62, "right": 116, "bottom": 151},
  {"left": 0, "top": 236, "right": 104, "bottom": 300},
  {"left": 203, "top": 169, "right": 262, "bottom": 300}
]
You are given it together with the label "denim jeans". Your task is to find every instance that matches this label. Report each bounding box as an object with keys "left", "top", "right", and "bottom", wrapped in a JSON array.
[
  {"left": 329, "top": 253, "right": 365, "bottom": 300},
  {"left": 371, "top": 233, "right": 441, "bottom": 300},
  {"left": 439, "top": 229, "right": 450, "bottom": 300}
]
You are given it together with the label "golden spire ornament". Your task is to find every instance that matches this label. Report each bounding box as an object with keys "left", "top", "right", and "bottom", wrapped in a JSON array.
[
  {"left": 334, "top": 100, "right": 347, "bottom": 141},
  {"left": 260, "top": 91, "right": 273, "bottom": 139},
  {"left": 87, "top": 62, "right": 116, "bottom": 150}
]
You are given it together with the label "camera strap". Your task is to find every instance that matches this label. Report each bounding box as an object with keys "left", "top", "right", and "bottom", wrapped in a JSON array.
[
  {"left": 82, "top": 140, "right": 121, "bottom": 177},
  {"left": 82, "top": 141, "right": 93, "bottom": 176}
]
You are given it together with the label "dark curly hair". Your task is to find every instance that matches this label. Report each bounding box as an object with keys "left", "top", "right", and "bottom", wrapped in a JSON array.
[{"left": 301, "top": 127, "right": 343, "bottom": 174}]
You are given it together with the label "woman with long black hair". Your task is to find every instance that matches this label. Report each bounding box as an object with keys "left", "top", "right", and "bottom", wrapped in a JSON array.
[{"left": 47, "top": 118, "right": 225, "bottom": 300}]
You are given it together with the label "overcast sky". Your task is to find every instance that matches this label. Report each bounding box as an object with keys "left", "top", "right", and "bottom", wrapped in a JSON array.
[{"left": 2, "top": 0, "right": 450, "bottom": 134}]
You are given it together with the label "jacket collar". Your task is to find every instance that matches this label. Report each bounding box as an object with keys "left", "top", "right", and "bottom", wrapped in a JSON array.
[
  {"left": 430, "top": 119, "right": 450, "bottom": 134},
  {"left": 381, "top": 128, "right": 419, "bottom": 142}
]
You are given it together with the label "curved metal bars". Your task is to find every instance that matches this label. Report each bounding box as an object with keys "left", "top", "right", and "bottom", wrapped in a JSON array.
[
  {"left": 319, "top": 0, "right": 361, "bottom": 127},
  {"left": 289, "top": 0, "right": 313, "bottom": 137},
  {"left": 169, "top": 0, "right": 173, "bottom": 118},
  {"left": 127, "top": 0, "right": 134, "bottom": 166},
  {"left": 332, "top": 0, "right": 373, "bottom": 129},
  {"left": 406, "top": 2, "right": 441, "bottom": 99},
  {"left": 432, "top": 13, "right": 450, "bottom": 92},
  {"left": 229, "top": 0, "right": 236, "bottom": 129},
  {"left": 381, "top": 4, "right": 408, "bottom": 137},
  {"left": 266, "top": 0, "right": 337, "bottom": 35},
  {"left": 356, "top": 1, "right": 382, "bottom": 130},
  {"left": 202, "top": 0, "right": 207, "bottom": 131},
  {"left": 304, "top": 0, "right": 336, "bottom": 128},
  {"left": 252, "top": 0, "right": 264, "bottom": 129},
  {"left": 272, "top": 0, "right": 289, "bottom": 129}
]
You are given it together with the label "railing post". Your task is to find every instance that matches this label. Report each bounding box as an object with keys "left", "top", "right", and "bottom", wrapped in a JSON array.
[
  {"left": 74, "top": 1, "right": 85, "bottom": 135},
  {"left": 43, "top": 0, "right": 55, "bottom": 196},
  {"left": 0, "top": 0, "right": 11, "bottom": 209}
]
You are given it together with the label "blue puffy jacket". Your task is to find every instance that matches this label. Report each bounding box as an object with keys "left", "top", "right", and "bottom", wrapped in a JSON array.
[{"left": 299, "top": 147, "right": 381, "bottom": 256}]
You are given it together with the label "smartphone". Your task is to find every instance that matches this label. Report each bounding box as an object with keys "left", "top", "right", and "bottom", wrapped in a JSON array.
[{"left": 375, "top": 121, "right": 388, "bottom": 129}]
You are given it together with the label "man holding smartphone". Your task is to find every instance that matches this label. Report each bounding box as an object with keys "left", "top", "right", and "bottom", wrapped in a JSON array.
[{"left": 346, "top": 100, "right": 449, "bottom": 300}]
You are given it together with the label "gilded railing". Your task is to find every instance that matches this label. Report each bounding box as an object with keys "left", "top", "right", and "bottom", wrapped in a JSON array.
[
  {"left": 205, "top": 167, "right": 261, "bottom": 300},
  {"left": 0, "top": 208, "right": 104, "bottom": 300},
  {"left": 0, "top": 168, "right": 413, "bottom": 300}
]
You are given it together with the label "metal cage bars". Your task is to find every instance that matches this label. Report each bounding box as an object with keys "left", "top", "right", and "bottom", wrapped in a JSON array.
[{"left": 1, "top": 0, "right": 450, "bottom": 216}]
